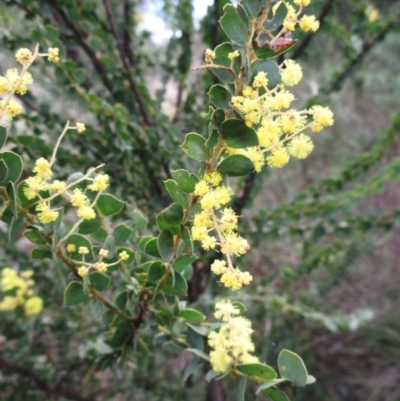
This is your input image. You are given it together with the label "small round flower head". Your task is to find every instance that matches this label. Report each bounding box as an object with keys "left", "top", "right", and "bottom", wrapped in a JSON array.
[
  {"left": 48, "top": 180, "right": 66, "bottom": 192},
  {"left": 299, "top": 15, "right": 320, "bottom": 32},
  {"left": 99, "top": 248, "right": 109, "bottom": 258},
  {"left": 214, "top": 300, "right": 240, "bottom": 321},
  {"left": 280, "top": 110, "right": 306, "bottom": 134},
  {"left": 36, "top": 202, "right": 59, "bottom": 224},
  {"left": 33, "top": 158, "right": 53, "bottom": 180},
  {"left": 2, "top": 100, "right": 23, "bottom": 120},
  {"left": 228, "top": 50, "right": 240, "bottom": 60},
  {"left": 194, "top": 180, "right": 210, "bottom": 197},
  {"left": 23, "top": 176, "right": 48, "bottom": 200},
  {"left": 220, "top": 208, "right": 238, "bottom": 232},
  {"left": 253, "top": 71, "right": 268, "bottom": 88},
  {"left": 66, "top": 244, "right": 76, "bottom": 253},
  {"left": 76, "top": 122, "right": 86, "bottom": 133},
  {"left": 193, "top": 211, "right": 213, "bottom": 229},
  {"left": 257, "top": 120, "right": 282, "bottom": 147},
  {"left": 266, "top": 147, "right": 290, "bottom": 168},
  {"left": 191, "top": 226, "right": 208, "bottom": 241},
  {"left": 20, "top": 270, "right": 34, "bottom": 279},
  {"left": 88, "top": 173, "right": 110, "bottom": 191},
  {"left": 281, "top": 59, "right": 303, "bottom": 87},
  {"left": 78, "top": 266, "right": 89, "bottom": 277},
  {"left": 70, "top": 189, "right": 89, "bottom": 208},
  {"left": 367, "top": 7, "right": 380, "bottom": 22},
  {"left": 0, "top": 76, "right": 8, "bottom": 95},
  {"left": 269, "top": 90, "right": 295, "bottom": 110},
  {"left": 288, "top": 134, "right": 314, "bottom": 159},
  {"left": 119, "top": 250, "right": 129, "bottom": 261},
  {"left": 77, "top": 206, "right": 96, "bottom": 220},
  {"left": 294, "top": 0, "right": 310, "bottom": 5},
  {"left": 205, "top": 49, "right": 216, "bottom": 63},
  {"left": 48, "top": 48, "right": 60, "bottom": 63},
  {"left": 203, "top": 172, "right": 222, "bottom": 187},
  {"left": 214, "top": 186, "right": 233, "bottom": 206},
  {"left": 220, "top": 270, "right": 243, "bottom": 291},
  {"left": 242, "top": 86, "right": 257, "bottom": 99},
  {"left": 201, "top": 235, "right": 217, "bottom": 251},
  {"left": 210, "top": 349, "right": 233, "bottom": 374},
  {"left": 15, "top": 48, "right": 33, "bottom": 65},
  {"left": 242, "top": 147, "right": 265, "bottom": 172},
  {"left": 24, "top": 296, "right": 43, "bottom": 315},
  {"left": 94, "top": 262, "right": 107, "bottom": 273},
  {"left": 222, "top": 233, "right": 250, "bottom": 257},
  {"left": 231, "top": 96, "right": 244, "bottom": 109},
  {"left": 210, "top": 259, "right": 227, "bottom": 275},
  {"left": 79, "top": 246, "right": 89, "bottom": 255},
  {"left": 311, "top": 105, "right": 334, "bottom": 132},
  {"left": 282, "top": 5, "right": 297, "bottom": 31}
]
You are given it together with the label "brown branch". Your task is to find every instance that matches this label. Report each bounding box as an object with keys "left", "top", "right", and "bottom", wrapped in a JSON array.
[
  {"left": 233, "top": 172, "right": 256, "bottom": 217},
  {"left": 0, "top": 357, "right": 95, "bottom": 401},
  {"left": 122, "top": 0, "right": 135, "bottom": 67},
  {"left": 102, "top": 0, "right": 151, "bottom": 126},
  {"left": 291, "top": 0, "right": 336, "bottom": 60}
]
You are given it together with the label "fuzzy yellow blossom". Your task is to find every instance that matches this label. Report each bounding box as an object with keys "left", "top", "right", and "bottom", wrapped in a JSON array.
[
  {"left": 48, "top": 48, "right": 60, "bottom": 62},
  {"left": 15, "top": 48, "right": 33, "bottom": 65},
  {"left": 66, "top": 244, "right": 76, "bottom": 253},
  {"left": 288, "top": 134, "right": 314, "bottom": 159},
  {"left": 194, "top": 180, "right": 210, "bottom": 197},
  {"left": 266, "top": 147, "right": 290, "bottom": 168},
  {"left": 241, "top": 147, "right": 264, "bottom": 172},
  {"left": 210, "top": 259, "right": 227, "bottom": 275},
  {"left": 282, "top": 5, "right": 297, "bottom": 31},
  {"left": 222, "top": 233, "right": 250, "bottom": 257},
  {"left": 70, "top": 188, "right": 89, "bottom": 208},
  {"left": 0, "top": 76, "right": 8, "bottom": 95},
  {"left": 213, "top": 186, "right": 233, "bottom": 206},
  {"left": 203, "top": 172, "right": 222, "bottom": 187},
  {"left": 79, "top": 247, "right": 89, "bottom": 255},
  {"left": 281, "top": 111, "right": 306, "bottom": 134},
  {"left": 1, "top": 100, "right": 23, "bottom": 119},
  {"left": 5, "top": 69, "right": 34, "bottom": 95},
  {"left": 208, "top": 300, "right": 258, "bottom": 373},
  {"left": 78, "top": 266, "right": 89, "bottom": 277},
  {"left": 36, "top": 202, "right": 59, "bottom": 224},
  {"left": 228, "top": 50, "right": 240, "bottom": 60},
  {"left": 201, "top": 235, "right": 217, "bottom": 250},
  {"left": 33, "top": 158, "right": 53, "bottom": 180},
  {"left": 94, "top": 262, "right": 107, "bottom": 272},
  {"left": 193, "top": 211, "right": 213, "bottom": 228},
  {"left": 24, "top": 296, "right": 43, "bottom": 315},
  {"left": 311, "top": 105, "right": 334, "bottom": 132},
  {"left": 205, "top": 49, "right": 216, "bottom": 63},
  {"left": 191, "top": 226, "right": 208, "bottom": 241},
  {"left": 281, "top": 59, "right": 303, "bottom": 87},
  {"left": 299, "top": 15, "right": 320, "bottom": 32},
  {"left": 367, "top": 7, "right": 380, "bottom": 22},
  {"left": 48, "top": 180, "right": 66, "bottom": 192},
  {"left": 76, "top": 122, "right": 86, "bottom": 133},
  {"left": 257, "top": 123, "right": 281, "bottom": 148},
  {"left": 88, "top": 173, "right": 110, "bottom": 191},
  {"left": 99, "top": 249, "right": 109, "bottom": 258},
  {"left": 220, "top": 208, "right": 238, "bottom": 232},
  {"left": 242, "top": 86, "right": 257, "bottom": 99},
  {"left": 294, "top": 0, "right": 310, "bottom": 5},
  {"left": 23, "top": 176, "right": 48, "bottom": 200},
  {"left": 270, "top": 90, "right": 295, "bottom": 110},
  {"left": 119, "top": 251, "right": 129, "bottom": 261},
  {"left": 77, "top": 206, "right": 96, "bottom": 220},
  {"left": 231, "top": 96, "right": 243, "bottom": 109},
  {"left": 253, "top": 72, "right": 268, "bottom": 88}
]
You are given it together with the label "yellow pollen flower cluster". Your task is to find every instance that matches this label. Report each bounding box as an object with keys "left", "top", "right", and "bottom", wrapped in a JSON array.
[
  {"left": 48, "top": 47, "right": 60, "bottom": 63},
  {"left": 76, "top": 122, "right": 86, "bottom": 133},
  {"left": 274, "top": 1, "right": 319, "bottom": 32},
  {"left": 0, "top": 268, "right": 43, "bottom": 315},
  {"left": 208, "top": 300, "right": 259, "bottom": 373},
  {"left": 15, "top": 48, "right": 33, "bottom": 65},
  {"left": 205, "top": 49, "right": 216, "bottom": 63},
  {"left": 228, "top": 50, "right": 240, "bottom": 60}
]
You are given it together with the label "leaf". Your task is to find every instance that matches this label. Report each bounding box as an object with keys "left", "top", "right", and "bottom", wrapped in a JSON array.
[
  {"left": 182, "top": 355, "right": 201, "bottom": 384},
  {"left": 0, "top": 151, "right": 23, "bottom": 183},
  {"left": 181, "top": 133, "right": 210, "bottom": 161},
  {"left": 236, "top": 376, "right": 247, "bottom": 401},
  {"left": 141, "top": 237, "right": 160, "bottom": 257},
  {"left": 31, "top": 248, "right": 52, "bottom": 260},
  {"left": 242, "top": 0, "right": 265, "bottom": 19},
  {"left": 174, "top": 255, "right": 196, "bottom": 272},
  {"left": 218, "top": 154, "right": 254, "bottom": 176},
  {"left": 232, "top": 301, "right": 246, "bottom": 314},
  {"left": 208, "top": 85, "right": 231, "bottom": 110},
  {"left": 251, "top": 59, "right": 281, "bottom": 89},
  {"left": 157, "top": 230, "right": 174, "bottom": 262},
  {"left": 164, "top": 180, "right": 189, "bottom": 208},
  {"left": 156, "top": 213, "right": 180, "bottom": 235},
  {"left": 306, "top": 375, "right": 316, "bottom": 384},
  {"left": 64, "top": 281, "right": 89, "bottom": 306},
  {"left": 96, "top": 194, "right": 124, "bottom": 216},
  {"left": 210, "top": 109, "right": 225, "bottom": 130},
  {"left": 78, "top": 216, "right": 102, "bottom": 235},
  {"left": 220, "top": 4, "right": 250, "bottom": 46},
  {"left": 205, "top": 369, "right": 222, "bottom": 382},
  {"left": 185, "top": 323, "right": 209, "bottom": 336},
  {"left": 254, "top": 38, "right": 297, "bottom": 60},
  {"left": 0, "top": 160, "right": 8, "bottom": 183},
  {"left": 278, "top": 349, "right": 308, "bottom": 386},
  {"left": 9, "top": 212, "right": 25, "bottom": 243},
  {"left": 131, "top": 208, "right": 148, "bottom": 231},
  {"left": 113, "top": 223, "right": 133, "bottom": 246},
  {"left": 263, "top": 388, "right": 290, "bottom": 401},
  {"left": 158, "top": 203, "right": 183, "bottom": 226},
  {"left": 264, "top": 3, "right": 288, "bottom": 31},
  {"left": 211, "top": 43, "right": 236, "bottom": 83},
  {"left": 236, "top": 363, "right": 277, "bottom": 380},
  {"left": 162, "top": 272, "right": 187, "bottom": 296},
  {"left": 171, "top": 170, "right": 199, "bottom": 193},
  {"left": 114, "top": 291, "right": 128, "bottom": 311},
  {"left": 147, "top": 261, "right": 166, "bottom": 282},
  {"left": 0, "top": 125, "right": 7, "bottom": 148},
  {"left": 89, "top": 272, "right": 110, "bottom": 291},
  {"left": 186, "top": 348, "right": 210, "bottom": 361},
  {"left": 7, "top": 182, "right": 17, "bottom": 216},
  {"left": 180, "top": 308, "right": 206, "bottom": 322},
  {"left": 221, "top": 119, "right": 259, "bottom": 149},
  {"left": 65, "top": 234, "right": 94, "bottom": 261},
  {"left": 24, "top": 229, "right": 47, "bottom": 246},
  {"left": 257, "top": 380, "right": 285, "bottom": 394}
]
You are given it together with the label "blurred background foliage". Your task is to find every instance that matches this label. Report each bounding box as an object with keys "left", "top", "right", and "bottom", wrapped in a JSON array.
[{"left": 0, "top": 0, "right": 400, "bottom": 400}]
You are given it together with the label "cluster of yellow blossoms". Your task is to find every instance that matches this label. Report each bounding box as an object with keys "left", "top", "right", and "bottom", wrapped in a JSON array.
[
  {"left": 276, "top": 0, "right": 320, "bottom": 33},
  {"left": 66, "top": 245, "right": 130, "bottom": 277},
  {"left": 24, "top": 149, "right": 109, "bottom": 224},
  {"left": 192, "top": 172, "right": 252, "bottom": 290},
  {"left": 0, "top": 268, "right": 43, "bottom": 315},
  {"left": 0, "top": 46, "right": 59, "bottom": 120},
  {"left": 230, "top": 63, "right": 334, "bottom": 170},
  {"left": 209, "top": 300, "right": 258, "bottom": 373}
]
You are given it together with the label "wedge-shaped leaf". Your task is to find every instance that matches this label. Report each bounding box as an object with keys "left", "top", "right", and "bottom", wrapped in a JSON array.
[
  {"left": 144, "top": 238, "right": 161, "bottom": 258},
  {"left": 164, "top": 180, "right": 189, "bottom": 208},
  {"left": 156, "top": 213, "right": 180, "bottom": 235},
  {"left": 159, "top": 203, "right": 183, "bottom": 226},
  {"left": 0, "top": 151, "right": 23, "bottom": 183},
  {"left": 254, "top": 38, "right": 297, "bottom": 60},
  {"left": 181, "top": 133, "right": 210, "bottom": 161},
  {"left": 17, "top": 135, "right": 52, "bottom": 155},
  {"left": 242, "top": 0, "right": 265, "bottom": 19},
  {"left": 180, "top": 308, "right": 206, "bottom": 322},
  {"left": 113, "top": 223, "right": 133, "bottom": 246},
  {"left": 96, "top": 194, "right": 124, "bottom": 216},
  {"left": 64, "top": 281, "right": 89, "bottom": 306},
  {"left": 236, "top": 376, "right": 247, "bottom": 401},
  {"left": 158, "top": 230, "right": 174, "bottom": 262},
  {"left": 205, "top": 369, "right": 222, "bottom": 382},
  {"left": 7, "top": 182, "right": 17, "bottom": 216},
  {"left": 208, "top": 85, "right": 231, "bottom": 110},
  {"left": 0, "top": 159, "right": 8, "bottom": 183},
  {"left": 31, "top": 248, "right": 52, "bottom": 260},
  {"left": 263, "top": 388, "right": 290, "bottom": 401},
  {"left": 174, "top": 255, "right": 196, "bottom": 272},
  {"left": 221, "top": 119, "right": 259, "bottom": 149},
  {"left": 65, "top": 234, "right": 94, "bottom": 261},
  {"left": 171, "top": 170, "right": 199, "bottom": 193},
  {"left": 220, "top": 4, "right": 250, "bottom": 46},
  {"left": 211, "top": 43, "right": 236, "bottom": 83},
  {"left": 114, "top": 291, "right": 128, "bottom": 311},
  {"left": 264, "top": 2, "right": 288, "bottom": 31},
  {"left": 131, "top": 208, "right": 148, "bottom": 231},
  {"left": 9, "top": 212, "right": 25, "bottom": 243},
  {"left": 162, "top": 272, "right": 187, "bottom": 296},
  {"left": 89, "top": 271, "right": 111, "bottom": 291},
  {"left": 232, "top": 301, "right": 246, "bottom": 314},
  {"left": 211, "top": 109, "right": 225, "bottom": 130},
  {"left": 24, "top": 229, "right": 47, "bottom": 246},
  {"left": 257, "top": 379, "right": 286, "bottom": 394},
  {"left": 147, "top": 261, "right": 166, "bottom": 282},
  {"left": 186, "top": 348, "right": 210, "bottom": 361},
  {"left": 182, "top": 355, "right": 201, "bottom": 384},
  {"left": 278, "top": 349, "right": 308, "bottom": 386},
  {"left": 185, "top": 322, "right": 209, "bottom": 336},
  {"left": 78, "top": 216, "right": 102, "bottom": 235},
  {"left": 218, "top": 154, "right": 254, "bottom": 176},
  {"left": 251, "top": 59, "right": 281, "bottom": 89},
  {"left": 236, "top": 363, "right": 277, "bottom": 381},
  {"left": 0, "top": 125, "right": 7, "bottom": 148}
]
